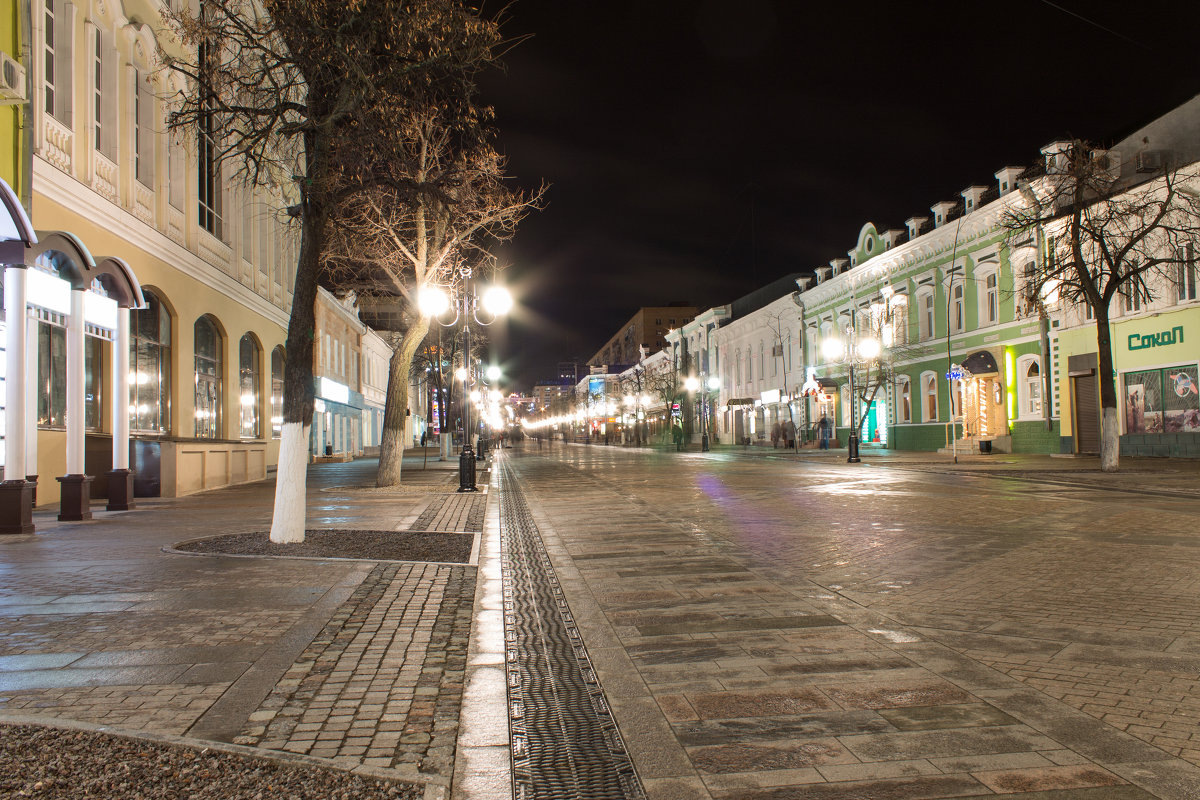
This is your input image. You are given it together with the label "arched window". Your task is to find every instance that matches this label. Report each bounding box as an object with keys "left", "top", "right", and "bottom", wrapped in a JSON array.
[
  {"left": 746, "top": 347, "right": 753, "bottom": 383},
  {"left": 897, "top": 375, "right": 912, "bottom": 423},
  {"left": 238, "top": 334, "right": 261, "bottom": 438},
  {"left": 271, "top": 346, "right": 285, "bottom": 438},
  {"left": 1017, "top": 355, "right": 1043, "bottom": 419},
  {"left": 194, "top": 316, "right": 222, "bottom": 439},
  {"left": 921, "top": 371, "right": 939, "bottom": 422},
  {"left": 130, "top": 289, "right": 172, "bottom": 434}
]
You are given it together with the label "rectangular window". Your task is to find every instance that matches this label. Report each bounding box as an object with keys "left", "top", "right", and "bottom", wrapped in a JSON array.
[
  {"left": 38, "top": 324, "right": 103, "bottom": 429},
  {"left": 135, "top": 72, "right": 155, "bottom": 187},
  {"left": 986, "top": 273, "right": 998, "bottom": 323},
  {"left": 93, "top": 28, "right": 102, "bottom": 153},
  {"left": 1179, "top": 244, "right": 1197, "bottom": 302},
  {"left": 920, "top": 293, "right": 934, "bottom": 340},
  {"left": 44, "top": 4, "right": 55, "bottom": 115},
  {"left": 197, "top": 37, "right": 224, "bottom": 239},
  {"left": 952, "top": 284, "right": 964, "bottom": 332},
  {"left": 44, "top": 0, "right": 73, "bottom": 126}
]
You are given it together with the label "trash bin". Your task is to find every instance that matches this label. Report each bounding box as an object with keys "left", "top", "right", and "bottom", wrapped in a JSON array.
[{"left": 979, "top": 439, "right": 992, "bottom": 454}]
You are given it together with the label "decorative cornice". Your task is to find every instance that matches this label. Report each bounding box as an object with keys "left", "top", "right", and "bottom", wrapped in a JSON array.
[
  {"left": 801, "top": 196, "right": 1017, "bottom": 309},
  {"left": 34, "top": 157, "right": 290, "bottom": 329}
]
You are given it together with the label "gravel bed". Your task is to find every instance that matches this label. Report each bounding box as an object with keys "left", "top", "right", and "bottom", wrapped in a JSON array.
[
  {"left": 175, "top": 530, "right": 473, "bottom": 563},
  {"left": 0, "top": 723, "right": 420, "bottom": 799}
]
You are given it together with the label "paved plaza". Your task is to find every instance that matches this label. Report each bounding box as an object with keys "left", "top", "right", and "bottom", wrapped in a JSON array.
[{"left": 3, "top": 443, "right": 1200, "bottom": 799}]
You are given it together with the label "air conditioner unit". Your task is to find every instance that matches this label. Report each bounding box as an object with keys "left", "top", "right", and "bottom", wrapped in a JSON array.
[
  {"left": 771, "top": 344, "right": 783, "bottom": 357},
  {"left": 1135, "top": 150, "right": 1164, "bottom": 173},
  {"left": 0, "top": 52, "right": 25, "bottom": 102}
]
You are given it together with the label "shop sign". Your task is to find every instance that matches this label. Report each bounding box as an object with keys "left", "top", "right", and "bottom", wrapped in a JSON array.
[
  {"left": 760, "top": 388, "right": 781, "bottom": 404},
  {"left": 1128, "top": 325, "right": 1184, "bottom": 351}
]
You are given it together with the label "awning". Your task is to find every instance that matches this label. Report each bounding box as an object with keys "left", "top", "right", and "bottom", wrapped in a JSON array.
[{"left": 961, "top": 350, "right": 999, "bottom": 375}]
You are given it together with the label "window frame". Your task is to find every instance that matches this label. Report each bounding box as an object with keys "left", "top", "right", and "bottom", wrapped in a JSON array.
[{"left": 921, "top": 370, "right": 939, "bottom": 422}]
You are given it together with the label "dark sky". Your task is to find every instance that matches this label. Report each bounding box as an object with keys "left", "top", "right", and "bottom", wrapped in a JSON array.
[{"left": 479, "top": 0, "right": 1200, "bottom": 392}]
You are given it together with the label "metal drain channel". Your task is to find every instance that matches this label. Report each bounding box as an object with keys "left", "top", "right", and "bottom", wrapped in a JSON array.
[{"left": 497, "top": 461, "right": 645, "bottom": 800}]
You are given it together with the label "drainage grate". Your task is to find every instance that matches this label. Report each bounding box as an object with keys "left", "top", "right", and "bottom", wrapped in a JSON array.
[{"left": 497, "top": 462, "right": 645, "bottom": 800}]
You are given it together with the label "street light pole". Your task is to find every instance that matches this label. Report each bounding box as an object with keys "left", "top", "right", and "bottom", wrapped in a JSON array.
[
  {"left": 847, "top": 324, "right": 860, "bottom": 463},
  {"left": 419, "top": 275, "right": 511, "bottom": 493}
]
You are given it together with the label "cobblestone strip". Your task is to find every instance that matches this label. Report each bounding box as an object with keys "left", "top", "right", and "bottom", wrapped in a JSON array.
[
  {"left": 236, "top": 561, "right": 476, "bottom": 784},
  {"left": 412, "top": 492, "right": 487, "bottom": 533}
]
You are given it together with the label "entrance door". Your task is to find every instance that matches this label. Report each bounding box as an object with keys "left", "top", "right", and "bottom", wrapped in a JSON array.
[{"left": 1073, "top": 373, "right": 1100, "bottom": 454}]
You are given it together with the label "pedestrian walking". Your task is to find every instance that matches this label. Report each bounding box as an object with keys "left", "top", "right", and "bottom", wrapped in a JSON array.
[
  {"left": 420, "top": 430, "right": 427, "bottom": 448},
  {"left": 672, "top": 423, "right": 685, "bottom": 452},
  {"left": 818, "top": 414, "right": 831, "bottom": 450}
]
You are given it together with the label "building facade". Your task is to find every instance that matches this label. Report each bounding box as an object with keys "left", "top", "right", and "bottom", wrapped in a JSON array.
[{"left": 588, "top": 304, "right": 697, "bottom": 368}]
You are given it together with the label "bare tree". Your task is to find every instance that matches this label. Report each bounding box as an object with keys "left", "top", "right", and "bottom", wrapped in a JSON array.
[
  {"left": 763, "top": 307, "right": 801, "bottom": 448},
  {"left": 164, "top": 0, "right": 507, "bottom": 537},
  {"left": 325, "top": 109, "right": 543, "bottom": 486},
  {"left": 1001, "top": 141, "right": 1200, "bottom": 471}
]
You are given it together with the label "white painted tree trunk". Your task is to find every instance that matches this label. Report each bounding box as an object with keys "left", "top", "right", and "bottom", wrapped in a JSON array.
[
  {"left": 270, "top": 422, "right": 311, "bottom": 543},
  {"left": 1100, "top": 406, "right": 1120, "bottom": 473}
]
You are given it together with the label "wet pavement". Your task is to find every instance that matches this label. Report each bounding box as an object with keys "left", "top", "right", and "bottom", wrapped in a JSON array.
[
  {"left": 505, "top": 441, "right": 1200, "bottom": 799},
  {"left": 4, "top": 442, "right": 1200, "bottom": 799},
  {"left": 0, "top": 454, "right": 480, "bottom": 798}
]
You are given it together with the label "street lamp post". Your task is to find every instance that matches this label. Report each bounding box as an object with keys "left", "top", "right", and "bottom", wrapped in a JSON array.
[
  {"left": 419, "top": 275, "right": 511, "bottom": 492},
  {"left": 685, "top": 375, "right": 721, "bottom": 451},
  {"left": 822, "top": 313, "right": 880, "bottom": 465}
]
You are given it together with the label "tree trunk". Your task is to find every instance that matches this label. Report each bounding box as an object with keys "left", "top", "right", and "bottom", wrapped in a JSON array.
[
  {"left": 1094, "top": 307, "right": 1120, "bottom": 472},
  {"left": 269, "top": 196, "right": 327, "bottom": 543},
  {"left": 376, "top": 316, "right": 431, "bottom": 487}
]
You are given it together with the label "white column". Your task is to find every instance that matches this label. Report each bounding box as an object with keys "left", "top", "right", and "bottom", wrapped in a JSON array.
[
  {"left": 3, "top": 267, "right": 27, "bottom": 479},
  {"left": 112, "top": 310, "right": 130, "bottom": 470},
  {"left": 65, "top": 287, "right": 86, "bottom": 475},
  {"left": 24, "top": 314, "right": 36, "bottom": 476}
]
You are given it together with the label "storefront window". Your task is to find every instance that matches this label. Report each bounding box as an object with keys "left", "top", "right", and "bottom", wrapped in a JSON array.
[
  {"left": 194, "top": 316, "right": 221, "bottom": 439},
  {"left": 130, "top": 290, "right": 171, "bottom": 434},
  {"left": 37, "top": 323, "right": 103, "bottom": 429},
  {"left": 1124, "top": 365, "right": 1200, "bottom": 434},
  {"left": 238, "top": 334, "right": 260, "bottom": 438},
  {"left": 271, "top": 346, "right": 284, "bottom": 438}
]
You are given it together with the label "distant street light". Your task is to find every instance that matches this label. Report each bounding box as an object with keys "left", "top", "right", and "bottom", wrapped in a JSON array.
[
  {"left": 419, "top": 277, "right": 512, "bottom": 491},
  {"left": 822, "top": 314, "right": 879, "bottom": 464}
]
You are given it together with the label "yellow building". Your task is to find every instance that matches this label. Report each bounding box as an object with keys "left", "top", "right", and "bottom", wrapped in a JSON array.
[{"left": 3, "top": 0, "right": 299, "bottom": 531}]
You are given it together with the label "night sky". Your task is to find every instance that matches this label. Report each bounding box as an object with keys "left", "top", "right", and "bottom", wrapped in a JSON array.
[{"left": 479, "top": 0, "right": 1200, "bottom": 392}]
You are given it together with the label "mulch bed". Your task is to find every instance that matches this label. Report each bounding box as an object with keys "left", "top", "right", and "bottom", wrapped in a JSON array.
[
  {"left": 174, "top": 530, "right": 473, "bottom": 563},
  {"left": 0, "top": 723, "right": 420, "bottom": 799}
]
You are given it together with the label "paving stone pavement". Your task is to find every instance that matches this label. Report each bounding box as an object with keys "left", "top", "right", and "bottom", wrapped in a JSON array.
[
  {"left": 0, "top": 454, "right": 480, "bottom": 797},
  {"left": 236, "top": 560, "right": 475, "bottom": 783},
  {"left": 504, "top": 443, "right": 1200, "bottom": 800}
]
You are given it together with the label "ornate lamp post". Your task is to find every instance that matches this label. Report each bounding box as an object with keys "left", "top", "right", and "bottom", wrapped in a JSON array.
[
  {"left": 419, "top": 275, "right": 512, "bottom": 492},
  {"left": 685, "top": 375, "right": 721, "bottom": 451},
  {"left": 822, "top": 316, "right": 880, "bottom": 464}
]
